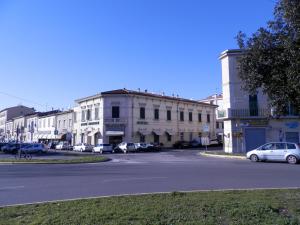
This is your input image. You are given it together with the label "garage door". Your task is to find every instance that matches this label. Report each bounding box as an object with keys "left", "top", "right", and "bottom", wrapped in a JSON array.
[
  {"left": 245, "top": 128, "right": 266, "bottom": 152},
  {"left": 285, "top": 132, "right": 299, "bottom": 144}
]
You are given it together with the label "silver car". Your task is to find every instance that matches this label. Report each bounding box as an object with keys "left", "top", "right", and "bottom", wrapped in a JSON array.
[{"left": 246, "top": 142, "right": 300, "bottom": 164}]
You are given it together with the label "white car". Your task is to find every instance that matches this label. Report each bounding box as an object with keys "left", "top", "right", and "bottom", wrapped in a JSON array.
[
  {"left": 73, "top": 143, "right": 93, "bottom": 152},
  {"left": 246, "top": 142, "right": 300, "bottom": 164},
  {"left": 93, "top": 144, "right": 113, "bottom": 154},
  {"left": 116, "top": 142, "right": 136, "bottom": 153},
  {"left": 55, "top": 141, "right": 72, "bottom": 150}
]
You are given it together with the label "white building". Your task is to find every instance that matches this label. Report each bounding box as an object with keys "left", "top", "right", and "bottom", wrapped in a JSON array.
[
  {"left": 73, "top": 89, "right": 217, "bottom": 147},
  {"left": 199, "top": 93, "right": 224, "bottom": 140},
  {"left": 25, "top": 113, "right": 40, "bottom": 143},
  {"left": 36, "top": 110, "right": 61, "bottom": 143},
  {"left": 219, "top": 49, "right": 300, "bottom": 153},
  {"left": 56, "top": 110, "right": 74, "bottom": 144}
]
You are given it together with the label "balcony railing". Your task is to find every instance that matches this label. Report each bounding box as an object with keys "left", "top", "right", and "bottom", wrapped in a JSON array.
[
  {"left": 104, "top": 118, "right": 127, "bottom": 124},
  {"left": 218, "top": 108, "right": 271, "bottom": 119}
]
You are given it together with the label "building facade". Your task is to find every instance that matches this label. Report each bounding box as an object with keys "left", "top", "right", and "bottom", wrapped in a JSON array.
[
  {"left": 73, "top": 89, "right": 217, "bottom": 147},
  {"left": 56, "top": 110, "right": 74, "bottom": 144},
  {"left": 219, "top": 49, "right": 300, "bottom": 153},
  {"left": 36, "top": 110, "right": 61, "bottom": 143},
  {"left": 0, "top": 105, "right": 35, "bottom": 142},
  {"left": 199, "top": 94, "right": 224, "bottom": 140}
]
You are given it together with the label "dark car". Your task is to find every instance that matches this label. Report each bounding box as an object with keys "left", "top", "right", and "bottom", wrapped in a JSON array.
[
  {"left": 0, "top": 142, "right": 9, "bottom": 151},
  {"left": 2, "top": 143, "right": 20, "bottom": 154},
  {"left": 189, "top": 140, "right": 202, "bottom": 148},
  {"left": 173, "top": 141, "right": 191, "bottom": 149}
]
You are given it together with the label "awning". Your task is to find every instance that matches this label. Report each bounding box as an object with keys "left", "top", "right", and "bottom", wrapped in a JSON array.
[
  {"left": 152, "top": 130, "right": 163, "bottom": 136},
  {"left": 137, "top": 130, "right": 150, "bottom": 136},
  {"left": 106, "top": 131, "right": 124, "bottom": 136},
  {"left": 165, "top": 130, "right": 174, "bottom": 136}
]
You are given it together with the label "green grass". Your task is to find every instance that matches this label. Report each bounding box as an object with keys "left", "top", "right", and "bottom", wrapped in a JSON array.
[
  {"left": 1, "top": 189, "right": 300, "bottom": 225},
  {"left": 0, "top": 156, "right": 109, "bottom": 164}
]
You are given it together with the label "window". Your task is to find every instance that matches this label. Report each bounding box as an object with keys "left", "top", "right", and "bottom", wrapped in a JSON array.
[
  {"left": 249, "top": 95, "right": 258, "bottom": 116},
  {"left": 112, "top": 106, "right": 120, "bottom": 118},
  {"left": 58, "top": 120, "right": 61, "bottom": 128},
  {"left": 275, "top": 143, "right": 286, "bottom": 150},
  {"left": 69, "top": 119, "right": 72, "bottom": 127},
  {"left": 154, "top": 133, "right": 159, "bottom": 143},
  {"left": 95, "top": 108, "right": 99, "bottom": 120},
  {"left": 140, "top": 107, "right": 145, "bottom": 119},
  {"left": 81, "top": 111, "right": 86, "bottom": 122},
  {"left": 86, "top": 109, "right": 91, "bottom": 121},
  {"left": 140, "top": 134, "right": 145, "bottom": 143},
  {"left": 207, "top": 114, "right": 210, "bottom": 123},
  {"left": 48, "top": 118, "right": 50, "bottom": 127},
  {"left": 261, "top": 143, "right": 275, "bottom": 150},
  {"left": 189, "top": 112, "right": 193, "bottom": 122},
  {"left": 180, "top": 111, "right": 184, "bottom": 121},
  {"left": 287, "top": 143, "right": 296, "bottom": 149},
  {"left": 166, "top": 133, "right": 172, "bottom": 142},
  {"left": 74, "top": 112, "right": 77, "bottom": 123},
  {"left": 167, "top": 110, "right": 171, "bottom": 121},
  {"left": 154, "top": 109, "right": 159, "bottom": 120},
  {"left": 180, "top": 132, "right": 184, "bottom": 141},
  {"left": 198, "top": 113, "right": 202, "bottom": 122},
  {"left": 63, "top": 120, "right": 66, "bottom": 128},
  {"left": 189, "top": 132, "right": 193, "bottom": 141},
  {"left": 216, "top": 122, "right": 219, "bottom": 129}
]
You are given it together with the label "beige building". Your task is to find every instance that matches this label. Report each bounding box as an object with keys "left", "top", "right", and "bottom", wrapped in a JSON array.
[
  {"left": 56, "top": 110, "right": 74, "bottom": 144},
  {"left": 73, "top": 89, "right": 217, "bottom": 147},
  {"left": 219, "top": 49, "right": 300, "bottom": 153},
  {"left": 0, "top": 105, "right": 35, "bottom": 142}
]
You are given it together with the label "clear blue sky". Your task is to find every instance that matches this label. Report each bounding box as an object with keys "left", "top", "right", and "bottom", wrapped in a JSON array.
[{"left": 0, "top": 0, "right": 275, "bottom": 111}]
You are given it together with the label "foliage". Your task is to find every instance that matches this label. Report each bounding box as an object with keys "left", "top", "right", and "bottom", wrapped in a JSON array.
[{"left": 236, "top": 0, "right": 300, "bottom": 115}]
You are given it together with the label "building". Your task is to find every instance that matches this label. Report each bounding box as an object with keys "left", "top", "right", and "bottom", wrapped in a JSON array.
[
  {"left": 12, "top": 115, "right": 27, "bottom": 142},
  {"left": 5, "top": 120, "right": 13, "bottom": 141},
  {"left": 25, "top": 112, "right": 40, "bottom": 143},
  {"left": 0, "top": 105, "right": 35, "bottom": 142},
  {"left": 36, "top": 110, "right": 61, "bottom": 143},
  {"left": 219, "top": 49, "right": 300, "bottom": 153},
  {"left": 73, "top": 89, "right": 217, "bottom": 147},
  {"left": 199, "top": 93, "right": 224, "bottom": 140},
  {"left": 56, "top": 110, "right": 74, "bottom": 144}
]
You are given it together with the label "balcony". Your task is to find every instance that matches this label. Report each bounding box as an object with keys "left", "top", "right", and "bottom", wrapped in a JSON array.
[
  {"left": 104, "top": 118, "right": 127, "bottom": 124},
  {"left": 218, "top": 108, "right": 271, "bottom": 119}
]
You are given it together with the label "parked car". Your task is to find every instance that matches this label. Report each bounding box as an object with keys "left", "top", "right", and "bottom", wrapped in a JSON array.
[
  {"left": 21, "top": 143, "right": 48, "bottom": 154},
  {"left": 2, "top": 143, "right": 20, "bottom": 154},
  {"left": 93, "top": 144, "right": 113, "bottom": 154},
  {"left": 0, "top": 142, "right": 9, "bottom": 151},
  {"left": 246, "top": 142, "right": 300, "bottom": 164},
  {"left": 116, "top": 142, "right": 136, "bottom": 153},
  {"left": 55, "top": 141, "right": 72, "bottom": 150},
  {"left": 73, "top": 143, "right": 93, "bottom": 152},
  {"left": 209, "top": 139, "right": 222, "bottom": 146},
  {"left": 189, "top": 140, "right": 202, "bottom": 148},
  {"left": 173, "top": 141, "right": 191, "bottom": 149}
]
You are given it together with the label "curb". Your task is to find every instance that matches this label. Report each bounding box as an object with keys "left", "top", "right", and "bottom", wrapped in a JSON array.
[
  {"left": 199, "top": 152, "right": 246, "bottom": 160},
  {"left": 0, "top": 158, "right": 111, "bottom": 165}
]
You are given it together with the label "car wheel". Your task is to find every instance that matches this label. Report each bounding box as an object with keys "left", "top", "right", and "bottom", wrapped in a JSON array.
[
  {"left": 250, "top": 154, "right": 259, "bottom": 162},
  {"left": 287, "top": 155, "right": 298, "bottom": 164}
]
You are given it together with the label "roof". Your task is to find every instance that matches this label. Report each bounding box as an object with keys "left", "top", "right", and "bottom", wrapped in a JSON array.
[
  {"left": 219, "top": 49, "right": 244, "bottom": 60},
  {"left": 0, "top": 105, "right": 35, "bottom": 113},
  {"left": 199, "top": 93, "right": 223, "bottom": 101},
  {"left": 38, "top": 110, "right": 62, "bottom": 118},
  {"left": 55, "top": 109, "right": 74, "bottom": 116},
  {"left": 99, "top": 89, "right": 218, "bottom": 107}
]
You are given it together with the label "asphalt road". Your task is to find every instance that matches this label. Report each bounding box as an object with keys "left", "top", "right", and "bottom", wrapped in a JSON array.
[{"left": 1, "top": 150, "right": 300, "bottom": 207}]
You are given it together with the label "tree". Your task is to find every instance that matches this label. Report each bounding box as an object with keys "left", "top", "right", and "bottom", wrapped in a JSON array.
[{"left": 236, "top": 0, "right": 300, "bottom": 115}]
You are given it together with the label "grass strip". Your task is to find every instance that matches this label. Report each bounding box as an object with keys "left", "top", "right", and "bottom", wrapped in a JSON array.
[
  {"left": 0, "top": 156, "right": 109, "bottom": 164},
  {"left": 1, "top": 189, "right": 300, "bottom": 225},
  {"left": 204, "top": 151, "right": 246, "bottom": 157}
]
